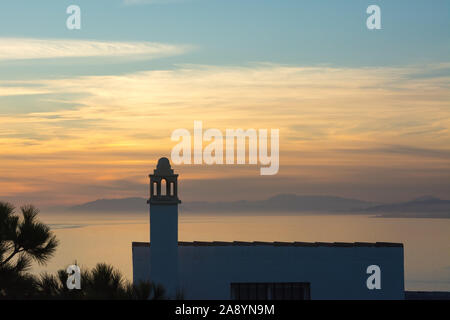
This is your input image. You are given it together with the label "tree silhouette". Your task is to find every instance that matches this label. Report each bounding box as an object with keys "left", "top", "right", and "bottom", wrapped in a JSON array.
[
  {"left": 36, "top": 263, "right": 166, "bottom": 300},
  {"left": 0, "top": 202, "right": 58, "bottom": 298},
  {"left": 0, "top": 201, "right": 171, "bottom": 300}
]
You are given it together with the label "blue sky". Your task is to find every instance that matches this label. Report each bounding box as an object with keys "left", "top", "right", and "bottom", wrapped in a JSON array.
[{"left": 0, "top": 0, "right": 449, "bottom": 80}]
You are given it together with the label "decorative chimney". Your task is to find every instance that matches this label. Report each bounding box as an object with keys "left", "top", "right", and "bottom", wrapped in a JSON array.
[
  {"left": 148, "top": 157, "right": 181, "bottom": 205},
  {"left": 148, "top": 157, "right": 180, "bottom": 295}
]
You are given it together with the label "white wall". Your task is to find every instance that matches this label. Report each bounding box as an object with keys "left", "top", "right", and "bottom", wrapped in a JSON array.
[
  {"left": 132, "top": 245, "right": 151, "bottom": 283},
  {"left": 132, "top": 243, "right": 404, "bottom": 300}
]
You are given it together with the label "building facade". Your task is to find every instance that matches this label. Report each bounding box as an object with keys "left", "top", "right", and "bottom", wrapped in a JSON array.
[{"left": 132, "top": 158, "right": 405, "bottom": 300}]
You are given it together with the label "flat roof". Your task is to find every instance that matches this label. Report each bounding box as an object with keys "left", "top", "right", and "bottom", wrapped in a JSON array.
[{"left": 132, "top": 241, "right": 403, "bottom": 248}]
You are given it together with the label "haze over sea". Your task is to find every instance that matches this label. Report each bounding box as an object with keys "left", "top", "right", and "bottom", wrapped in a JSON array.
[{"left": 34, "top": 212, "right": 450, "bottom": 291}]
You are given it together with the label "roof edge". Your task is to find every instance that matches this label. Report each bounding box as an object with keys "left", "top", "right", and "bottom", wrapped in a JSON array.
[{"left": 132, "top": 241, "right": 403, "bottom": 248}]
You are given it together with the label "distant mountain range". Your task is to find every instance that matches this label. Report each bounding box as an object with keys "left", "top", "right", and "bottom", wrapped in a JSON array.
[
  {"left": 180, "top": 194, "right": 376, "bottom": 214},
  {"left": 65, "top": 194, "right": 450, "bottom": 218},
  {"left": 69, "top": 197, "right": 147, "bottom": 213},
  {"left": 363, "top": 196, "right": 450, "bottom": 218}
]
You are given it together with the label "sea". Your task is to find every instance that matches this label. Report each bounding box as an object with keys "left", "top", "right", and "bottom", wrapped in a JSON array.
[{"left": 34, "top": 212, "right": 450, "bottom": 291}]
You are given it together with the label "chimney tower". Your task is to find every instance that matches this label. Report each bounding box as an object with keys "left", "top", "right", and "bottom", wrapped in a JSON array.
[{"left": 148, "top": 157, "right": 180, "bottom": 295}]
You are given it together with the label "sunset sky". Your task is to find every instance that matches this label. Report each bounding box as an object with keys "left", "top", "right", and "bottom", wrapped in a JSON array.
[{"left": 0, "top": 0, "right": 449, "bottom": 207}]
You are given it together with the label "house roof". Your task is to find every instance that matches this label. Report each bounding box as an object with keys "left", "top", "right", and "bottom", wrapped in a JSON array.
[{"left": 132, "top": 241, "right": 403, "bottom": 248}]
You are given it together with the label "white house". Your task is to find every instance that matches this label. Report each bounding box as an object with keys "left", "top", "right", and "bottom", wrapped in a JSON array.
[{"left": 132, "top": 158, "right": 405, "bottom": 300}]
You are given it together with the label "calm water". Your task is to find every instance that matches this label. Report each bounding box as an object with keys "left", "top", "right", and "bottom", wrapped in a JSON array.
[{"left": 35, "top": 213, "right": 450, "bottom": 291}]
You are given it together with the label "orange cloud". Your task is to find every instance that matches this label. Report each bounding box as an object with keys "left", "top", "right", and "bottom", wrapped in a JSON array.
[{"left": 0, "top": 64, "right": 449, "bottom": 206}]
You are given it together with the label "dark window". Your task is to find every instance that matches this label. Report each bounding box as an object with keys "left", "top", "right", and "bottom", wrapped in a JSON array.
[{"left": 231, "top": 282, "right": 310, "bottom": 300}]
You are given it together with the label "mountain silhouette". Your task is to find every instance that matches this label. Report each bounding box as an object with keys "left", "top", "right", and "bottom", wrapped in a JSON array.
[
  {"left": 65, "top": 194, "right": 450, "bottom": 218},
  {"left": 67, "top": 194, "right": 376, "bottom": 214},
  {"left": 364, "top": 196, "right": 450, "bottom": 218},
  {"left": 180, "top": 194, "right": 376, "bottom": 214},
  {"left": 69, "top": 197, "right": 147, "bottom": 212}
]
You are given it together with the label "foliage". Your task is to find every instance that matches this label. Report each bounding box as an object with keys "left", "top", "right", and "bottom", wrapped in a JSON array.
[
  {"left": 0, "top": 202, "right": 58, "bottom": 298},
  {"left": 0, "top": 201, "right": 170, "bottom": 300},
  {"left": 35, "top": 263, "right": 166, "bottom": 300}
]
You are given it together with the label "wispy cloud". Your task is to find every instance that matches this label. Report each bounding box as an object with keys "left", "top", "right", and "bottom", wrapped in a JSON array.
[
  {"left": 0, "top": 38, "right": 190, "bottom": 61},
  {"left": 0, "top": 86, "right": 50, "bottom": 97},
  {"left": 0, "top": 63, "right": 449, "bottom": 205}
]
